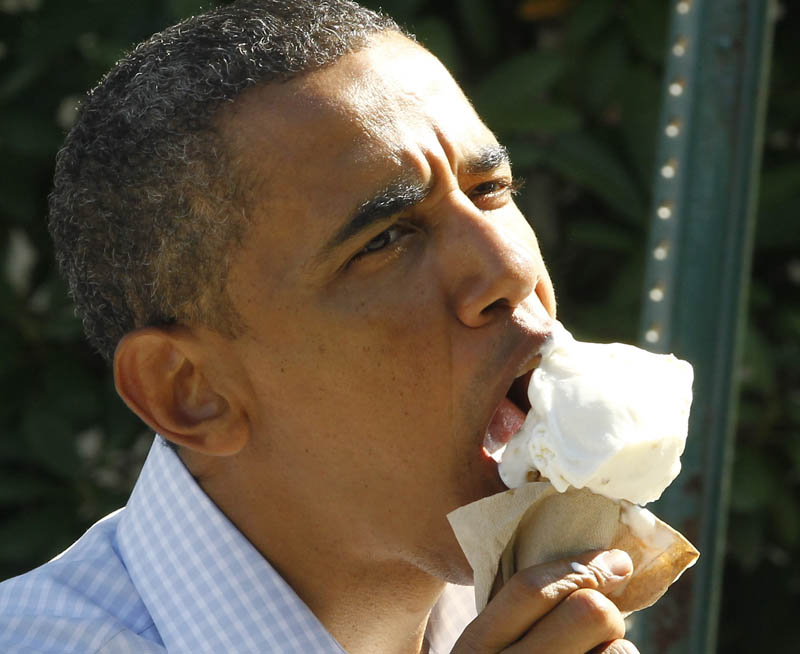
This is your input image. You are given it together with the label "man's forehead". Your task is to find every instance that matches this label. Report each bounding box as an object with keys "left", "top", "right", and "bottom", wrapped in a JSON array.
[{"left": 218, "top": 33, "right": 484, "bottom": 170}]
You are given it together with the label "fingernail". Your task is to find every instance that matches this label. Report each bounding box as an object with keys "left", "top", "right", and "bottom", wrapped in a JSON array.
[{"left": 593, "top": 550, "right": 633, "bottom": 578}]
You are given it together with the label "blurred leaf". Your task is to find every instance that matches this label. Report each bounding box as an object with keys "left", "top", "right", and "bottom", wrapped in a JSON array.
[
  {"left": 0, "top": 60, "right": 46, "bottom": 102},
  {"left": 507, "top": 140, "right": 548, "bottom": 168},
  {"left": 0, "top": 189, "right": 39, "bottom": 226},
  {"left": 621, "top": 0, "right": 668, "bottom": 64},
  {"left": 456, "top": 0, "right": 499, "bottom": 59},
  {"left": 783, "top": 434, "right": 800, "bottom": 475},
  {"left": 604, "top": 253, "right": 645, "bottom": 330},
  {"left": 488, "top": 102, "right": 582, "bottom": 134},
  {"left": 777, "top": 308, "right": 800, "bottom": 341},
  {"left": 545, "top": 133, "right": 646, "bottom": 222},
  {"left": 739, "top": 324, "right": 778, "bottom": 397},
  {"left": 21, "top": 407, "right": 82, "bottom": 479},
  {"left": 770, "top": 487, "right": 800, "bottom": 548},
  {"left": 0, "top": 471, "right": 53, "bottom": 506},
  {"left": 0, "top": 273, "right": 22, "bottom": 326},
  {"left": 517, "top": 0, "right": 573, "bottom": 21},
  {"left": 77, "top": 37, "right": 130, "bottom": 70},
  {"left": 39, "top": 357, "right": 102, "bottom": 426},
  {"left": 0, "top": 110, "right": 62, "bottom": 156},
  {"left": 167, "top": 0, "right": 209, "bottom": 20},
  {"left": 0, "top": 505, "right": 75, "bottom": 566},
  {"left": 472, "top": 51, "right": 566, "bottom": 110},
  {"left": 19, "top": 360, "right": 100, "bottom": 480},
  {"left": 755, "top": 163, "right": 800, "bottom": 248},
  {"left": 565, "top": 0, "right": 614, "bottom": 44},
  {"left": 567, "top": 220, "right": 637, "bottom": 252},
  {"left": 618, "top": 65, "right": 661, "bottom": 186},
  {"left": 726, "top": 512, "right": 766, "bottom": 570},
  {"left": 38, "top": 303, "right": 85, "bottom": 343},
  {"left": 577, "top": 31, "right": 627, "bottom": 113},
  {"left": 730, "top": 446, "right": 780, "bottom": 512}
]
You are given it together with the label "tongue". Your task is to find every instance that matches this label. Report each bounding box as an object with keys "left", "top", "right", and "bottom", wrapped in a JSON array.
[{"left": 484, "top": 397, "right": 526, "bottom": 455}]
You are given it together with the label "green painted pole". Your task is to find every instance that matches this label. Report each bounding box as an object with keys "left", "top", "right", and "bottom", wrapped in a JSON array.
[{"left": 629, "top": 0, "right": 776, "bottom": 652}]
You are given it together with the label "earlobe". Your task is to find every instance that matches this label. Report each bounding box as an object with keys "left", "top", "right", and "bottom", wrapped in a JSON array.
[{"left": 113, "top": 328, "right": 249, "bottom": 456}]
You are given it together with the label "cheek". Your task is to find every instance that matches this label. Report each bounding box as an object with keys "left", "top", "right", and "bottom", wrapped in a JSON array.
[
  {"left": 248, "top": 283, "right": 456, "bottom": 442},
  {"left": 316, "top": 311, "right": 451, "bottom": 425}
]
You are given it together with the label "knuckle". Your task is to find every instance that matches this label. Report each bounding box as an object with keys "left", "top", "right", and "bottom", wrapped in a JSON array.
[
  {"left": 509, "top": 564, "right": 581, "bottom": 605},
  {"left": 506, "top": 568, "right": 553, "bottom": 604},
  {"left": 570, "top": 562, "right": 607, "bottom": 589},
  {"left": 584, "top": 562, "right": 621, "bottom": 587},
  {"left": 567, "top": 589, "right": 625, "bottom": 638}
]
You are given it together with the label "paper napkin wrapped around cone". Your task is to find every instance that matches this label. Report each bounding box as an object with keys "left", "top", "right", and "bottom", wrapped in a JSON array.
[{"left": 447, "top": 483, "right": 698, "bottom": 615}]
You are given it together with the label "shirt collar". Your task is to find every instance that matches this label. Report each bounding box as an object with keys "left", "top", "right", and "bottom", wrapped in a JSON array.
[
  {"left": 117, "top": 437, "right": 346, "bottom": 653},
  {"left": 117, "top": 437, "right": 475, "bottom": 653}
]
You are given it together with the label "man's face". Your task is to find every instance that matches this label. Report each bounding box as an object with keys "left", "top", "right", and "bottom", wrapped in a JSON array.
[{"left": 217, "top": 33, "right": 555, "bottom": 581}]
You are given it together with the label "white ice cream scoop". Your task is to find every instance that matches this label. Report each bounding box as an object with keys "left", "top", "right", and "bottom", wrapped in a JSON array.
[{"left": 498, "top": 321, "right": 694, "bottom": 506}]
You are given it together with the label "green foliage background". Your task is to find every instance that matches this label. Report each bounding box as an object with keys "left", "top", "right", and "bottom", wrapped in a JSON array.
[{"left": 0, "top": 0, "right": 797, "bottom": 651}]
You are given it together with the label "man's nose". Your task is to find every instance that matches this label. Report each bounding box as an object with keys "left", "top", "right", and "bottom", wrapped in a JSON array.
[{"left": 437, "top": 196, "right": 549, "bottom": 328}]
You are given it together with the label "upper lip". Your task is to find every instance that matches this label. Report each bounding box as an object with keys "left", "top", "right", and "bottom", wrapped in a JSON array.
[{"left": 508, "top": 319, "right": 552, "bottom": 383}]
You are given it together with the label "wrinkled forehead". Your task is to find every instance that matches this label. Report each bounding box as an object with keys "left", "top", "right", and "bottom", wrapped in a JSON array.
[
  {"left": 218, "top": 33, "right": 490, "bottom": 185},
  {"left": 300, "top": 33, "right": 481, "bottom": 148}
]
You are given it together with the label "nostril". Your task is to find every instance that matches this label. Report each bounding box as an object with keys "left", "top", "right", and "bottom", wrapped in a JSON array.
[{"left": 481, "top": 298, "right": 509, "bottom": 315}]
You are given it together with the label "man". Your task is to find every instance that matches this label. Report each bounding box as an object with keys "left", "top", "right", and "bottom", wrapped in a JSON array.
[{"left": 0, "top": 1, "right": 639, "bottom": 652}]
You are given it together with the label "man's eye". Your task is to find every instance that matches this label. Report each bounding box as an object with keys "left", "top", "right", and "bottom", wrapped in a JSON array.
[
  {"left": 350, "top": 225, "right": 408, "bottom": 265},
  {"left": 470, "top": 181, "right": 505, "bottom": 197},
  {"left": 468, "top": 178, "right": 522, "bottom": 203}
]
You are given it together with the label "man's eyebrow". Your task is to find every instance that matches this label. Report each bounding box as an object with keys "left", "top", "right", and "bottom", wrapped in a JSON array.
[
  {"left": 464, "top": 144, "right": 511, "bottom": 175},
  {"left": 314, "top": 144, "right": 509, "bottom": 265},
  {"left": 317, "top": 178, "right": 430, "bottom": 259}
]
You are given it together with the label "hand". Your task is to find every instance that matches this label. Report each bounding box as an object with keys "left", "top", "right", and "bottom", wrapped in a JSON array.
[{"left": 451, "top": 549, "right": 639, "bottom": 654}]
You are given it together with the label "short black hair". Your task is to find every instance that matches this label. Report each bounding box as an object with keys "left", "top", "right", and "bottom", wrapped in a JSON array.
[{"left": 49, "top": 0, "right": 403, "bottom": 361}]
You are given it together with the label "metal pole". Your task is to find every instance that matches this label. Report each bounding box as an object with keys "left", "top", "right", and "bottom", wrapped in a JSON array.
[{"left": 630, "top": 0, "right": 776, "bottom": 652}]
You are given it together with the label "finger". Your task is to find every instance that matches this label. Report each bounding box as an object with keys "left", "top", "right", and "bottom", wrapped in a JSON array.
[
  {"left": 455, "top": 549, "right": 632, "bottom": 652},
  {"left": 506, "top": 588, "right": 625, "bottom": 654},
  {"left": 589, "top": 638, "right": 641, "bottom": 654}
]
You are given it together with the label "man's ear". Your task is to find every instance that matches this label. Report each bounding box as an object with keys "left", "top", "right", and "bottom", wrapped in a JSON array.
[{"left": 113, "top": 327, "right": 250, "bottom": 456}]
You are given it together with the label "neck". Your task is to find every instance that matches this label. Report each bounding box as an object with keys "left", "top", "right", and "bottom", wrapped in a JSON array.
[
  {"left": 189, "top": 452, "right": 448, "bottom": 654},
  {"left": 297, "top": 556, "right": 444, "bottom": 654}
]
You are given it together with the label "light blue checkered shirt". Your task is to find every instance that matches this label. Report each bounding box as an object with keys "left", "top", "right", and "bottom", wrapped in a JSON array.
[{"left": 0, "top": 437, "right": 476, "bottom": 653}]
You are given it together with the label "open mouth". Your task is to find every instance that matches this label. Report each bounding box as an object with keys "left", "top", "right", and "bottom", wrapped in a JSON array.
[
  {"left": 482, "top": 355, "right": 540, "bottom": 459},
  {"left": 507, "top": 370, "right": 533, "bottom": 415}
]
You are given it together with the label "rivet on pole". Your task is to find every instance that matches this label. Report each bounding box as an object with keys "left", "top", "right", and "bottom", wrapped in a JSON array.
[
  {"left": 645, "top": 325, "right": 661, "bottom": 344},
  {"left": 665, "top": 120, "right": 681, "bottom": 138},
  {"left": 672, "top": 37, "right": 688, "bottom": 57},
  {"left": 661, "top": 159, "right": 678, "bottom": 179},
  {"left": 653, "top": 242, "right": 670, "bottom": 261},
  {"left": 669, "top": 78, "right": 685, "bottom": 96},
  {"left": 649, "top": 285, "right": 666, "bottom": 302},
  {"left": 676, "top": 0, "right": 691, "bottom": 14},
  {"left": 657, "top": 203, "right": 673, "bottom": 219}
]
